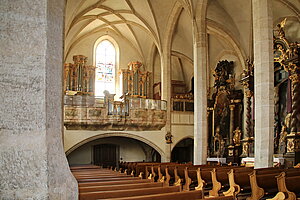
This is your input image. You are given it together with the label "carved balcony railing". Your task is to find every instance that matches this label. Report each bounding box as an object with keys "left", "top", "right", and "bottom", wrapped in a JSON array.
[
  {"left": 64, "top": 95, "right": 167, "bottom": 131},
  {"left": 171, "top": 98, "right": 194, "bottom": 112}
]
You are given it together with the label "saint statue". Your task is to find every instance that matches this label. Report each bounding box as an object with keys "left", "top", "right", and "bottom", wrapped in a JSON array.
[
  {"left": 233, "top": 127, "right": 242, "bottom": 146},
  {"left": 278, "top": 125, "right": 288, "bottom": 154}
]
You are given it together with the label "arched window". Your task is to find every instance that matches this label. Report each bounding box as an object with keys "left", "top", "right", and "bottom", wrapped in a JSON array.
[{"left": 95, "top": 40, "right": 116, "bottom": 97}]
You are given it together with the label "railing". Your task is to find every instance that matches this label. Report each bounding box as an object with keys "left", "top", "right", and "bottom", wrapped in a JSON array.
[
  {"left": 64, "top": 95, "right": 167, "bottom": 131},
  {"left": 172, "top": 98, "right": 194, "bottom": 112}
]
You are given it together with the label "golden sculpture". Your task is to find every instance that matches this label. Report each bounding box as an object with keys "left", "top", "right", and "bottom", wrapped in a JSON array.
[
  {"left": 276, "top": 18, "right": 287, "bottom": 39},
  {"left": 233, "top": 127, "right": 242, "bottom": 146},
  {"left": 278, "top": 125, "right": 288, "bottom": 154}
]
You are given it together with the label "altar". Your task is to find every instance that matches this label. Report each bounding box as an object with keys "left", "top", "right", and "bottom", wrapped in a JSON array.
[{"left": 241, "top": 157, "right": 285, "bottom": 167}]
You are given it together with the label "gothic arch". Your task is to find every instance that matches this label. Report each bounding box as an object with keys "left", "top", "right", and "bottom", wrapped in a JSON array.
[{"left": 171, "top": 136, "right": 194, "bottom": 151}]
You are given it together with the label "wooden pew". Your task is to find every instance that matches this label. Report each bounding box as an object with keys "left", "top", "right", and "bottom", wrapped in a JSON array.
[
  {"left": 79, "top": 185, "right": 181, "bottom": 200},
  {"left": 209, "top": 166, "right": 245, "bottom": 197},
  {"left": 164, "top": 164, "right": 193, "bottom": 186},
  {"left": 75, "top": 173, "right": 131, "bottom": 179},
  {"left": 78, "top": 179, "right": 151, "bottom": 187},
  {"left": 226, "top": 167, "right": 296, "bottom": 198},
  {"left": 276, "top": 172, "right": 300, "bottom": 200},
  {"left": 99, "top": 190, "right": 204, "bottom": 200},
  {"left": 77, "top": 176, "right": 142, "bottom": 183},
  {"left": 247, "top": 169, "right": 300, "bottom": 200},
  {"left": 134, "top": 162, "right": 160, "bottom": 178},
  {"left": 224, "top": 167, "right": 253, "bottom": 197},
  {"left": 79, "top": 182, "right": 163, "bottom": 193}
]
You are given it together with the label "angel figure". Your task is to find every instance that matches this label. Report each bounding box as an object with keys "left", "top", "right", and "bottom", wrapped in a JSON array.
[{"left": 277, "top": 18, "right": 287, "bottom": 38}]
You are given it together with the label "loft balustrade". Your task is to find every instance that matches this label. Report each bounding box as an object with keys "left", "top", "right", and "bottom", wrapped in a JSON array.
[
  {"left": 64, "top": 95, "right": 167, "bottom": 131},
  {"left": 171, "top": 98, "right": 194, "bottom": 112}
]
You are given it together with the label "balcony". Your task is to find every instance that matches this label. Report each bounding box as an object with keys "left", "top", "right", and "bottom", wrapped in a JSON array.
[{"left": 64, "top": 95, "right": 167, "bottom": 131}]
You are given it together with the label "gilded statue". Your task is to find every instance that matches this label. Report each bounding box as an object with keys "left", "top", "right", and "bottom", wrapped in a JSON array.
[
  {"left": 278, "top": 125, "right": 288, "bottom": 154},
  {"left": 233, "top": 127, "right": 242, "bottom": 146},
  {"left": 285, "top": 113, "right": 292, "bottom": 129},
  {"left": 214, "top": 127, "right": 225, "bottom": 158},
  {"left": 165, "top": 131, "right": 173, "bottom": 144},
  {"left": 242, "top": 142, "right": 249, "bottom": 157},
  {"left": 276, "top": 18, "right": 287, "bottom": 38}
]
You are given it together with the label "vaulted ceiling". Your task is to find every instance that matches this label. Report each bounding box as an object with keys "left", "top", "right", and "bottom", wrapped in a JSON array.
[{"left": 65, "top": 0, "right": 300, "bottom": 75}]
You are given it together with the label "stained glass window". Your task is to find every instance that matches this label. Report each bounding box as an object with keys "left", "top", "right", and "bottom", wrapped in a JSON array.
[{"left": 95, "top": 40, "right": 116, "bottom": 97}]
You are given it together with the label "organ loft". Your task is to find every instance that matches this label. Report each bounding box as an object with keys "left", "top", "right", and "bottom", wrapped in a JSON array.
[{"left": 1, "top": 0, "right": 300, "bottom": 199}]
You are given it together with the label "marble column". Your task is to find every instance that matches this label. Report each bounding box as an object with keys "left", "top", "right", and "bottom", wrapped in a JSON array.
[
  {"left": 0, "top": 0, "right": 78, "bottom": 199},
  {"left": 252, "top": 0, "right": 274, "bottom": 168},
  {"left": 193, "top": 1, "right": 208, "bottom": 165}
]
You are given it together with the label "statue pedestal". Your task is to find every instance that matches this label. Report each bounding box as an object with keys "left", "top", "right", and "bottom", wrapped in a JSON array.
[
  {"left": 227, "top": 145, "right": 242, "bottom": 164},
  {"left": 284, "top": 133, "right": 300, "bottom": 167},
  {"left": 240, "top": 137, "right": 254, "bottom": 158}
]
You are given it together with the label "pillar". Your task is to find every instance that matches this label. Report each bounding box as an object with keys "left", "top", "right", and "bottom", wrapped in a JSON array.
[
  {"left": 193, "top": 1, "right": 208, "bottom": 165},
  {"left": 161, "top": 50, "right": 172, "bottom": 162},
  {"left": 0, "top": 0, "right": 78, "bottom": 199},
  {"left": 252, "top": 0, "right": 274, "bottom": 168}
]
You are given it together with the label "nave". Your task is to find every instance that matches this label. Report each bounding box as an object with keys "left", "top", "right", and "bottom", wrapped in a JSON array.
[{"left": 72, "top": 162, "right": 300, "bottom": 200}]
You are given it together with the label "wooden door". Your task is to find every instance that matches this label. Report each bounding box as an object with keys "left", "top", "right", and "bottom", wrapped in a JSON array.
[{"left": 93, "top": 144, "right": 117, "bottom": 168}]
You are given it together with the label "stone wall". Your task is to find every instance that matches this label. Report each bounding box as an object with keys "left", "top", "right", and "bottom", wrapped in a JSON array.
[{"left": 0, "top": 0, "right": 78, "bottom": 199}]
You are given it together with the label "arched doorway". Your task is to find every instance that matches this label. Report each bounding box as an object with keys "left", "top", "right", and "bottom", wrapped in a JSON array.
[
  {"left": 171, "top": 138, "right": 194, "bottom": 163},
  {"left": 67, "top": 136, "right": 161, "bottom": 168}
]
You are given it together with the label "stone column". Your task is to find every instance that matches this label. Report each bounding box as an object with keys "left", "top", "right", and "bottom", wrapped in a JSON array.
[
  {"left": 193, "top": 1, "right": 208, "bottom": 165},
  {"left": 252, "top": 0, "right": 274, "bottom": 168},
  {"left": 161, "top": 50, "right": 172, "bottom": 162},
  {"left": 0, "top": 1, "right": 78, "bottom": 199}
]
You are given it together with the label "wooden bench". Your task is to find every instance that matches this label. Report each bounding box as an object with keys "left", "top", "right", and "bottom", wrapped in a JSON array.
[
  {"left": 224, "top": 167, "right": 253, "bottom": 197},
  {"left": 99, "top": 190, "right": 204, "bottom": 200},
  {"left": 78, "top": 179, "right": 150, "bottom": 187},
  {"left": 79, "top": 185, "right": 181, "bottom": 200},
  {"left": 247, "top": 169, "right": 300, "bottom": 200},
  {"left": 164, "top": 164, "right": 193, "bottom": 186},
  {"left": 79, "top": 182, "right": 164, "bottom": 193},
  {"left": 209, "top": 166, "right": 245, "bottom": 197},
  {"left": 226, "top": 167, "right": 292, "bottom": 198},
  {"left": 276, "top": 172, "right": 300, "bottom": 200},
  {"left": 77, "top": 176, "right": 143, "bottom": 183}
]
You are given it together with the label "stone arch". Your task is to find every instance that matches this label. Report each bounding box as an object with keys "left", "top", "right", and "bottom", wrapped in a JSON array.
[
  {"left": 65, "top": 132, "right": 165, "bottom": 158},
  {"left": 171, "top": 137, "right": 194, "bottom": 163},
  {"left": 171, "top": 136, "right": 194, "bottom": 151}
]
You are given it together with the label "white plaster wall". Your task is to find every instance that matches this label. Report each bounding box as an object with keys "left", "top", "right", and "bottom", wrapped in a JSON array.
[
  {"left": 64, "top": 125, "right": 195, "bottom": 161},
  {"left": 67, "top": 137, "right": 146, "bottom": 165},
  {"left": 65, "top": 30, "right": 143, "bottom": 69},
  {"left": 64, "top": 130, "right": 165, "bottom": 156},
  {"left": 171, "top": 125, "right": 194, "bottom": 151}
]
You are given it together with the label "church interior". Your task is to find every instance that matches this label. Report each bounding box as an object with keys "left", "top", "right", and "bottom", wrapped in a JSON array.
[{"left": 1, "top": 0, "right": 300, "bottom": 199}]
